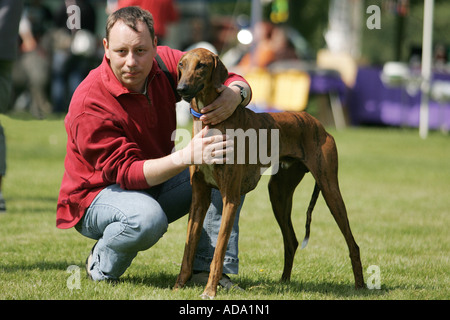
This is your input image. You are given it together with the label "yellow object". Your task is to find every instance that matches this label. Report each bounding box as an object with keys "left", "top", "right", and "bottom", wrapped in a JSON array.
[
  {"left": 245, "top": 68, "right": 310, "bottom": 112},
  {"left": 244, "top": 68, "right": 273, "bottom": 108},
  {"left": 271, "top": 70, "right": 311, "bottom": 111}
]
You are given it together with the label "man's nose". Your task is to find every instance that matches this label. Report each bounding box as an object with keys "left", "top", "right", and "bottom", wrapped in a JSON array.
[{"left": 126, "top": 52, "right": 138, "bottom": 67}]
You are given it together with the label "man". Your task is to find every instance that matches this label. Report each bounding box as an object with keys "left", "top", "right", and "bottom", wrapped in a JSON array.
[
  {"left": 56, "top": 6, "right": 252, "bottom": 285},
  {"left": 0, "top": 0, "right": 24, "bottom": 213}
]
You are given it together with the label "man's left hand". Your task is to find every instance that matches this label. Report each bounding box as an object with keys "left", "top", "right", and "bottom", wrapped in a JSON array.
[{"left": 199, "top": 85, "right": 242, "bottom": 125}]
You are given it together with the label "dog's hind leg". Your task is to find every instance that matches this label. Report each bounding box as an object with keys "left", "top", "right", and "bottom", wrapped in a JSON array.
[
  {"left": 311, "top": 135, "right": 365, "bottom": 289},
  {"left": 268, "top": 161, "right": 307, "bottom": 282}
]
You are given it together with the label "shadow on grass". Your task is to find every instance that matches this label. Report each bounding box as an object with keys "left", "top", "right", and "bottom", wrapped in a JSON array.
[
  {"left": 230, "top": 275, "right": 393, "bottom": 299},
  {"left": 269, "top": 279, "right": 389, "bottom": 298},
  {"left": 120, "top": 271, "right": 392, "bottom": 299},
  {"left": 0, "top": 261, "right": 80, "bottom": 273},
  {"left": 0, "top": 259, "right": 392, "bottom": 298},
  {"left": 120, "top": 271, "right": 178, "bottom": 289}
]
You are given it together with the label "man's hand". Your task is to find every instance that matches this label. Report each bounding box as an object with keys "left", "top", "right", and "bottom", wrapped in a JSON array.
[
  {"left": 181, "top": 126, "right": 234, "bottom": 165},
  {"left": 199, "top": 82, "right": 250, "bottom": 125},
  {"left": 143, "top": 126, "right": 233, "bottom": 187}
]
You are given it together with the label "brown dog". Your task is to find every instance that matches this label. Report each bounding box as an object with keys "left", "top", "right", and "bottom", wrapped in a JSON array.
[{"left": 174, "top": 48, "right": 364, "bottom": 298}]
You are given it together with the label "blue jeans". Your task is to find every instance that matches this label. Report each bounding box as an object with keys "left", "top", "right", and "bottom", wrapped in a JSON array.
[{"left": 75, "top": 168, "right": 243, "bottom": 281}]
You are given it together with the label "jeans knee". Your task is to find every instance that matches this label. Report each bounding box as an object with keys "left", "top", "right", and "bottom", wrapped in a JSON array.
[{"left": 130, "top": 210, "right": 168, "bottom": 251}]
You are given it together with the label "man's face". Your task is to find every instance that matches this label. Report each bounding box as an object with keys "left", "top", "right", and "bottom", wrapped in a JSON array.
[{"left": 103, "top": 20, "right": 157, "bottom": 93}]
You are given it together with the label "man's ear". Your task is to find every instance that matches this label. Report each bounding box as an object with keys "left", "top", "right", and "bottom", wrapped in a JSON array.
[
  {"left": 212, "top": 54, "right": 228, "bottom": 89},
  {"left": 103, "top": 38, "right": 110, "bottom": 59}
]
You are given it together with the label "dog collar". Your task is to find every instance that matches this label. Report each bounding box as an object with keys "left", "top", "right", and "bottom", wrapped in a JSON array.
[{"left": 190, "top": 108, "right": 203, "bottom": 118}]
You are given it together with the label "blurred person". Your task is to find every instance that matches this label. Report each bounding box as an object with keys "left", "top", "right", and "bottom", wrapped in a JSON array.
[
  {"left": 116, "top": 0, "right": 179, "bottom": 44},
  {"left": 270, "top": 25, "right": 299, "bottom": 62},
  {"left": 52, "top": 0, "right": 99, "bottom": 113},
  {"left": 56, "top": 6, "right": 252, "bottom": 285},
  {"left": 12, "top": 0, "right": 53, "bottom": 118},
  {"left": 0, "top": 0, "right": 23, "bottom": 213},
  {"left": 237, "top": 21, "right": 276, "bottom": 72},
  {"left": 237, "top": 23, "right": 301, "bottom": 73},
  {"left": 106, "top": 0, "right": 118, "bottom": 15}
]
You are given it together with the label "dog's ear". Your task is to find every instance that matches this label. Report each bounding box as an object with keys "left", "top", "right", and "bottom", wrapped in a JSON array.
[{"left": 212, "top": 54, "right": 228, "bottom": 89}]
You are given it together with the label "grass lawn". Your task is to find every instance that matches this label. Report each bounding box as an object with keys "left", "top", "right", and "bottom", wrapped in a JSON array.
[{"left": 0, "top": 113, "right": 449, "bottom": 300}]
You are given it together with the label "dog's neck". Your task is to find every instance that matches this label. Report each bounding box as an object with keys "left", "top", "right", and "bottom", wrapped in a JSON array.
[
  {"left": 193, "top": 99, "right": 205, "bottom": 112},
  {"left": 191, "top": 87, "right": 219, "bottom": 134},
  {"left": 191, "top": 85, "right": 219, "bottom": 116}
]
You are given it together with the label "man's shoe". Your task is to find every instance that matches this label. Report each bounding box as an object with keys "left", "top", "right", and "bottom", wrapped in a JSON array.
[
  {"left": 85, "top": 242, "right": 118, "bottom": 283},
  {"left": 189, "top": 271, "right": 244, "bottom": 291},
  {"left": 85, "top": 242, "right": 97, "bottom": 280},
  {"left": 218, "top": 273, "right": 244, "bottom": 291}
]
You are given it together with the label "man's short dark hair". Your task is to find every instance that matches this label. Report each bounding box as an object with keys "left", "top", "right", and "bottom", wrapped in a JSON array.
[{"left": 105, "top": 6, "right": 155, "bottom": 41}]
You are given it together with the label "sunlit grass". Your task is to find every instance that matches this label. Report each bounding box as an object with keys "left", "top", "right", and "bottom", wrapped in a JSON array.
[{"left": 0, "top": 114, "right": 449, "bottom": 300}]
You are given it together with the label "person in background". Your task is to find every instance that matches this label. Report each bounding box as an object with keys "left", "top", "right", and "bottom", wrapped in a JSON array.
[
  {"left": 52, "top": 0, "right": 99, "bottom": 113},
  {"left": 237, "top": 21, "right": 276, "bottom": 72},
  {"left": 0, "top": 0, "right": 23, "bottom": 213},
  {"left": 13, "top": 0, "right": 53, "bottom": 118},
  {"left": 116, "top": 0, "right": 179, "bottom": 44}
]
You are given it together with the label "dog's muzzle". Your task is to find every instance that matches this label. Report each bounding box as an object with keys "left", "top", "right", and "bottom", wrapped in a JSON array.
[{"left": 177, "top": 83, "right": 204, "bottom": 102}]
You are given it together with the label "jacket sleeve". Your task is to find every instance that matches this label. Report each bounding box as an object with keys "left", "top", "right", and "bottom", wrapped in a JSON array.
[
  {"left": 69, "top": 112, "right": 150, "bottom": 191},
  {"left": 224, "top": 72, "right": 249, "bottom": 85}
]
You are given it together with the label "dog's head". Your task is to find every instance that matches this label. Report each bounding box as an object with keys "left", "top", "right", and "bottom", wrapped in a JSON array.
[{"left": 176, "top": 48, "right": 228, "bottom": 103}]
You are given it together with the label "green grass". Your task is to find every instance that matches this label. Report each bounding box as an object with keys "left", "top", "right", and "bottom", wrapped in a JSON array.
[{"left": 0, "top": 114, "right": 449, "bottom": 300}]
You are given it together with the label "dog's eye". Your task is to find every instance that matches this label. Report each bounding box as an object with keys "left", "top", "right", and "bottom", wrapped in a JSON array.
[
  {"left": 178, "top": 62, "right": 183, "bottom": 68},
  {"left": 196, "top": 63, "right": 205, "bottom": 70}
]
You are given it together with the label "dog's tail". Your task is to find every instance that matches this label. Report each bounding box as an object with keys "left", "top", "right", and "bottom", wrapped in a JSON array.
[{"left": 301, "top": 183, "right": 320, "bottom": 249}]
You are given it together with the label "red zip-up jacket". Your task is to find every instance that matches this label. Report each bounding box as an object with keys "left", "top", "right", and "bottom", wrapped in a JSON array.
[{"left": 56, "top": 46, "right": 248, "bottom": 229}]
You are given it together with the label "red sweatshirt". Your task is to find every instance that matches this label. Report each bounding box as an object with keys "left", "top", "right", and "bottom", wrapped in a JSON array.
[{"left": 57, "top": 46, "right": 248, "bottom": 229}]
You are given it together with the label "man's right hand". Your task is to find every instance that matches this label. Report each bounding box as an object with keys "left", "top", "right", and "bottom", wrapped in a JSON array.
[{"left": 181, "top": 126, "right": 234, "bottom": 165}]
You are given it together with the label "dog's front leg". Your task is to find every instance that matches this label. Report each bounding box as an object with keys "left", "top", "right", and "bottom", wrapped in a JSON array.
[
  {"left": 201, "top": 187, "right": 241, "bottom": 299},
  {"left": 174, "top": 169, "right": 211, "bottom": 290}
]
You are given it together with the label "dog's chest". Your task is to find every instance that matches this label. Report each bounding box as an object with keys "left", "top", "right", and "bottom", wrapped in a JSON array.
[
  {"left": 192, "top": 120, "right": 218, "bottom": 188},
  {"left": 199, "top": 163, "right": 262, "bottom": 194},
  {"left": 199, "top": 164, "right": 218, "bottom": 188}
]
